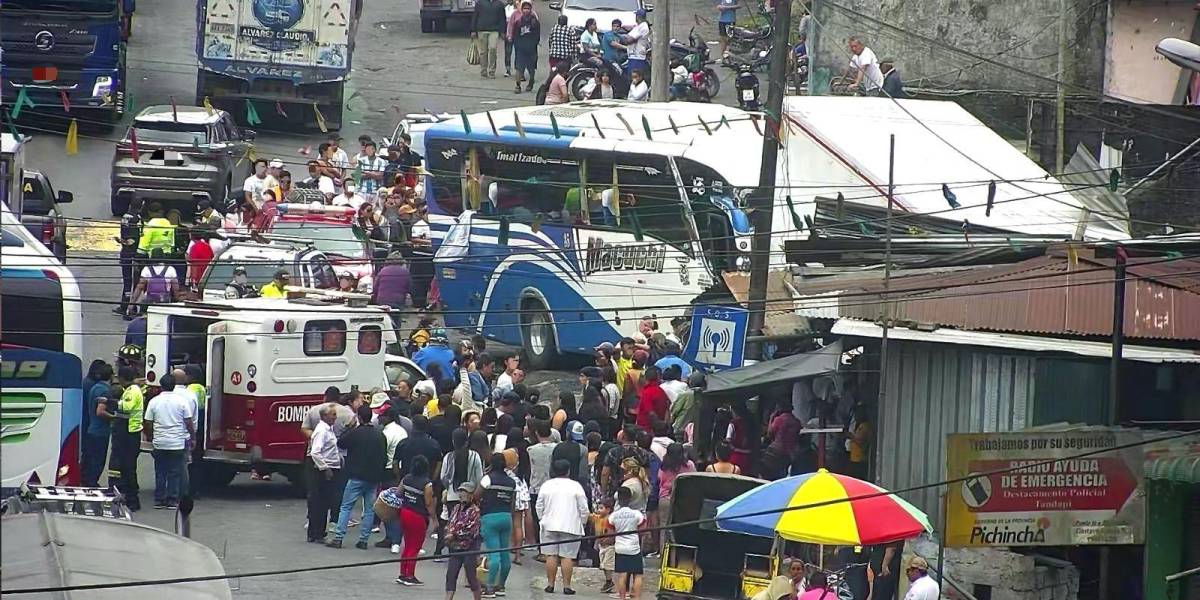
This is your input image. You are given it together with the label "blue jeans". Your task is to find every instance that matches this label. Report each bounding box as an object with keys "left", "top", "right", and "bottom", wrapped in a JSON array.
[
  {"left": 82, "top": 432, "right": 110, "bottom": 487},
  {"left": 385, "top": 518, "right": 403, "bottom": 544},
  {"left": 481, "top": 511, "right": 513, "bottom": 588},
  {"left": 334, "top": 478, "right": 378, "bottom": 542},
  {"left": 152, "top": 448, "right": 187, "bottom": 504}
]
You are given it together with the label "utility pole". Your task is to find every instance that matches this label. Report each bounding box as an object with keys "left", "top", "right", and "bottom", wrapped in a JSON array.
[
  {"left": 650, "top": 0, "right": 671, "bottom": 101},
  {"left": 745, "top": 0, "right": 791, "bottom": 359},
  {"left": 1109, "top": 246, "right": 1126, "bottom": 424},
  {"left": 875, "top": 134, "right": 894, "bottom": 485},
  {"left": 1054, "top": 0, "right": 1069, "bottom": 173}
]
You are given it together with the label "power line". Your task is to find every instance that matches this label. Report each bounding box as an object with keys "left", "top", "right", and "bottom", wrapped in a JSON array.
[{"left": 3, "top": 428, "right": 1194, "bottom": 595}]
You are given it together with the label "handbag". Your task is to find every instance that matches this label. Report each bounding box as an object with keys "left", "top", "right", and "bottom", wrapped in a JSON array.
[{"left": 467, "top": 40, "right": 481, "bottom": 65}]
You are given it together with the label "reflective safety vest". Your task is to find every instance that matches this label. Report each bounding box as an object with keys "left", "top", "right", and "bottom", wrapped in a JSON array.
[{"left": 137, "top": 217, "right": 176, "bottom": 255}]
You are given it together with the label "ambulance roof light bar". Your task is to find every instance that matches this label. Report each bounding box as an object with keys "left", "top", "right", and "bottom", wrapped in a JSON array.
[{"left": 284, "top": 285, "right": 373, "bottom": 308}]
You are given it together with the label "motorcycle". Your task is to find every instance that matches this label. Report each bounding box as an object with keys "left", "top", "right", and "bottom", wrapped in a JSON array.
[
  {"left": 725, "top": 22, "right": 772, "bottom": 56},
  {"left": 735, "top": 63, "right": 760, "bottom": 110},
  {"left": 723, "top": 43, "right": 773, "bottom": 72},
  {"left": 567, "top": 27, "right": 715, "bottom": 101},
  {"left": 668, "top": 28, "right": 720, "bottom": 102}
]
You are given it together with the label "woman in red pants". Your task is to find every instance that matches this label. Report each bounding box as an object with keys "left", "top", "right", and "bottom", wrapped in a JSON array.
[{"left": 396, "top": 455, "right": 436, "bottom": 586}]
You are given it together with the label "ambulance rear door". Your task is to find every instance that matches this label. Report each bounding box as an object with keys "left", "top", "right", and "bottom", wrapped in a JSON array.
[{"left": 204, "top": 321, "right": 230, "bottom": 456}]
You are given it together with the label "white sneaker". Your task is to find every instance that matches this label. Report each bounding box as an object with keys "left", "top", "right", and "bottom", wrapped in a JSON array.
[
  {"left": 348, "top": 519, "right": 361, "bottom": 528},
  {"left": 419, "top": 548, "right": 428, "bottom": 555},
  {"left": 371, "top": 526, "right": 381, "bottom": 533},
  {"left": 391, "top": 544, "right": 401, "bottom": 554}
]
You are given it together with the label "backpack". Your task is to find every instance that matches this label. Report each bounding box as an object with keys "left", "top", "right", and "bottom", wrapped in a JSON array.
[
  {"left": 444, "top": 504, "right": 481, "bottom": 550},
  {"left": 145, "top": 266, "right": 173, "bottom": 303}
]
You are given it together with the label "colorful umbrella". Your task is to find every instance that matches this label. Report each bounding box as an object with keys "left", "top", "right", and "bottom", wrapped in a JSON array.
[{"left": 715, "top": 469, "right": 932, "bottom": 545}]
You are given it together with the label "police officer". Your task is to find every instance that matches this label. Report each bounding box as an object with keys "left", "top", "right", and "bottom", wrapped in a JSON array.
[
  {"left": 110, "top": 365, "right": 144, "bottom": 511},
  {"left": 114, "top": 197, "right": 143, "bottom": 315},
  {"left": 137, "top": 201, "right": 176, "bottom": 259},
  {"left": 224, "top": 265, "right": 259, "bottom": 299}
]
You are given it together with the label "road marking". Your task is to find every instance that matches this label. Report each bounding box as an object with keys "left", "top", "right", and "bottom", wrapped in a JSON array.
[{"left": 68, "top": 222, "right": 121, "bottom": 252}]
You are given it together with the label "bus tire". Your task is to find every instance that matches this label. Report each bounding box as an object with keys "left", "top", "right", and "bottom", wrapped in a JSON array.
[{"left": 520, "top": 298, "right": 557, "bottom": 371}]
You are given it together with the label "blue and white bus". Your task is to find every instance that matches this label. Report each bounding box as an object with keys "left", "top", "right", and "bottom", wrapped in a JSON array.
[
  {"left": 2, "top": 208, "right": 85, "bottom": 491},
  {"left": 422, "top": 101, "right": 760, "bottom": 367}
]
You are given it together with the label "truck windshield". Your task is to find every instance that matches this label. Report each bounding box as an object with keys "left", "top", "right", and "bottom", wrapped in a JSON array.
[
  {"left": 130, "top": 123, "right": 210, "bottom": 146},
  {"left": 272, "top": 221, "right": 367, "bottom": 259},
  {"left": 6, "top": 0, "right": 118, "bottom": 12}
]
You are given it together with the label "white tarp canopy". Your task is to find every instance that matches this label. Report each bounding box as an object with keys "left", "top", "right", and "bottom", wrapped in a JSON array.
[{"left": 779, "top": 97, "right": 1129, "bottom": 242}]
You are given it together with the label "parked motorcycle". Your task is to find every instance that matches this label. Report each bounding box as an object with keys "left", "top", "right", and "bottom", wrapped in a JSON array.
[
  {"left": 735, "top": 63, "right": 760, "bottom": 110},
  {"left": 567, "top": 27, "right": 714, "bottom": 101},
  {"left": 725, "top": 22, "right": 772, "bottom": 56},
  {"left": 669, "top": 28, "right": 720, "bottom": 101}
]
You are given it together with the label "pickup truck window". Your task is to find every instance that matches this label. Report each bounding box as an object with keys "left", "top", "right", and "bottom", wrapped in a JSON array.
[
  {"left": 204, "top": 260, "right": 285, "bottom": 294},
  {"left": 21, "top": 176, "right": 51, "bottom": 215}
]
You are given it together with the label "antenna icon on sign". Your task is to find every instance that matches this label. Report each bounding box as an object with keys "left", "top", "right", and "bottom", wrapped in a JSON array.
[{"left": 703, "top": 325, "right": 731, "bottom": 360}]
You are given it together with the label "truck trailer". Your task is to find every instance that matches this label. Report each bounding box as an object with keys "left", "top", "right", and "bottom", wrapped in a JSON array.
[{"left": 195, "top": 0, "right": 360, "bottom": 131}]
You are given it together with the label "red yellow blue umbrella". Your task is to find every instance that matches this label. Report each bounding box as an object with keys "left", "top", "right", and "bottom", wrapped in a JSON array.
[{"left": 714, "top": 469, "right": 932, "bottom": 545}]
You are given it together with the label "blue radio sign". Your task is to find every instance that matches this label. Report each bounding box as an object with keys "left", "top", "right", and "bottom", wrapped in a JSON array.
[{"left": 682, "top": 305, "right": 748, "bottom": 371}]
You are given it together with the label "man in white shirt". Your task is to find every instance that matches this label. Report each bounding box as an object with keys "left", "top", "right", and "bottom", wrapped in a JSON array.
[
  {"left": 847, "top": 37, "right": 884, "bottom": 94},
  {"left": 333, "top": 176, "right": 366, "bottom": 210},
  {"left": 903, "top": 556, "right": 940, "bottom": 600},
  {"left": 658, "top": 364, "right": 689, "bottom": 405},
  {"left": 624, "top": 10, "right": 651, "bottom": 75},
  {"left": 536, "top": 459, "right": 591, "bottom": 594},
  {"left": 306, "top": 404, "right": 342, "bottom": 543},
  {"left": 143, "top": 373, "right": 196, "bottom": 508},
  {"left": 304, "top": 160, "right": 337, "bottom": 201},
  {"left": 242, "top": 158, "right": 278, "bottom": 208}
]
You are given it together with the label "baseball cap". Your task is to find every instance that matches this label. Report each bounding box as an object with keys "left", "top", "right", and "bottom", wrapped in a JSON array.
[
  {"left": 414, "top": 380, "right": 436, "bottom": 397},
  {"left": 369, "top": 391, "right": 390, "bottom": 409},
  {"left": 634, "top": 8, "right": 646, "bottom": 17},
  {"left": 569, "top": 421, "right": 585, "bottom": 442},
  {"left": 338, "top": 270, "right": 355, "bottom": 279},
  {"left": 594, "top": 341, "right": 615, "bottom": 353},
  {"left": 269, "top": 158, "right": 284, "bottom": 168},
  {"left": 233, "top": 265, "right": 248, "bottom": 274},
  {"left": 907, "top": 556, "right": 929, "bottom": 571},
  {"left": 583, "top": 420, "right": 602, "bottom": 435},
  {"left": 273, "top": 268, "right": 290, "bottom": 280},
  {"left": 457, "top": 481, "right": 477, "bottom": 493},
  {"left": 632, "top": 349, "right": 650, "bottom": 364}
]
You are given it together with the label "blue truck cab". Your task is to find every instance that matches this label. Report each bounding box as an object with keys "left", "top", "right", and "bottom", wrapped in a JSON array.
[{"left": 1, "top": 0, "right": 130, "bottom": 122}]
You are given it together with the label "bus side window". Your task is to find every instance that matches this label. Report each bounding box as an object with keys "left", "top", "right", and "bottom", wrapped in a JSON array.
[
  {"left": 304, "top": 320, "right": 347, "bottom": 356},
  {"left": 358, "top": 325, "right": 382, "bottom": 354}
]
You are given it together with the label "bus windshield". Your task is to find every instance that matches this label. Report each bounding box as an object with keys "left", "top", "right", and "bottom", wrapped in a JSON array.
[{"left": 2, "top": 269, "right": 67, "bottom": 352}]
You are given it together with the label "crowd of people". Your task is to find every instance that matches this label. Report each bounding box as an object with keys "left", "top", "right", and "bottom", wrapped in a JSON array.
[{"left": 470, "top": 0, "right": 653, "bottom": 102}]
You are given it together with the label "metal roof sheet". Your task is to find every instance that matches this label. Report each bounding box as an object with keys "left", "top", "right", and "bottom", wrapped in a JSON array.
[{"left": 793, "top": 253, "right": 1200, "bottom": 341}]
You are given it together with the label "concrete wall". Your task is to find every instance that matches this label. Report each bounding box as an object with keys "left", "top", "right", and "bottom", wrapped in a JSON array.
[
  {"left": 1105, "top": 2, "right": 1197, "bottom": 104},
  {"left": 909, "top": 537, "right": 1081, "bottom": 600},
  {"left": 812, "top": 0, "right": 1109, "bottom": 94}
]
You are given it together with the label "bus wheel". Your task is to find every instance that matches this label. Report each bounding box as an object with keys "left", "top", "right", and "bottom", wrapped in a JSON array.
[{"left": 521, "top": 298, "right": 557, "bottom": 371}]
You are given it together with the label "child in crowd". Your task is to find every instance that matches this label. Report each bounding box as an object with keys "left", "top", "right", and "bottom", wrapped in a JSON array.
[
  {"left": 609, "top": 486, "right": 646, "bottom": 600},
  {"left": 592, "top": 497, "right": 617, "bottom": 593}
]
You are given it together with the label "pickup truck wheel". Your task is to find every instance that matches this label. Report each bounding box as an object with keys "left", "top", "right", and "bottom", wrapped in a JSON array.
[{"left": 421, "top": 17, "right": 434, "bottom": 33}]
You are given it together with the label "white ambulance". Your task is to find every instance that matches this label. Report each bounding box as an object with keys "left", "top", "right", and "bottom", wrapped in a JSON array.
[{"left": 142, "top": 292, "right": 417, "bottom": 489}]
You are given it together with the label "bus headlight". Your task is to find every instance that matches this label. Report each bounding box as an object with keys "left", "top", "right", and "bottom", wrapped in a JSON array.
[
  {"left": 735, "top": 256, "right": 751, "bottom": 271},
  {"left": 92, "top": 76, "right": 113, "bottom": 97}
]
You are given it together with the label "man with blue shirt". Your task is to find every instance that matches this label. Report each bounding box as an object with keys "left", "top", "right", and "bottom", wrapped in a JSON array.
[
  {"left": 601, "top": 19, "right": 627, "bottom": 64},
  {"left": 82, "top": 363, "right": 115, "bottom": 487},
  {"left": 715, "top": 0, "right": 743, "bottom": 57},
  {"left": 412, "top": 329, "right": 456, "bottom": 386}
]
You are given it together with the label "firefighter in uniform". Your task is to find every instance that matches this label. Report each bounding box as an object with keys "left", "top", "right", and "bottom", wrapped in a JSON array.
[
  {"left": 224, "top": 265, "right": 259, "bottom": 299},
  {"left": 114, "top": 197, "right": 143, "bottom": 315},
  {"left": 110, "top": 365, "right": 144, "bottom": 511}
]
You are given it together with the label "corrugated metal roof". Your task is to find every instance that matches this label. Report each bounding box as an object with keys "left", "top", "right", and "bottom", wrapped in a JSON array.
[{"left": 792, "top": 253, "right": 1200, "bottom": 341}]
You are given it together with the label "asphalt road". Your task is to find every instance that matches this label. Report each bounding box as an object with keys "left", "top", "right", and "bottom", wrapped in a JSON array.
[{"left": 11, "top": 0, "right": 743, "bottom": 595}]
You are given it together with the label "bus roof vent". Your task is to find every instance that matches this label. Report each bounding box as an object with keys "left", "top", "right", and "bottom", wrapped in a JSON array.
[{"left": 2, "top": 485, "right": 133, "bottom": 520}]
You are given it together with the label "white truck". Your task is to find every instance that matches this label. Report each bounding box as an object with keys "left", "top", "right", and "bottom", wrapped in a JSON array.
[{"left": 196, "top": 0, "right": 361, "bottom": 130}]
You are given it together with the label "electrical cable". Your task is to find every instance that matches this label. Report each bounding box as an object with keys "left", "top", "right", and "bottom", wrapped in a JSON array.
[{"left": 2, "top": 427, "right": 1194, "bottom": 595}]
